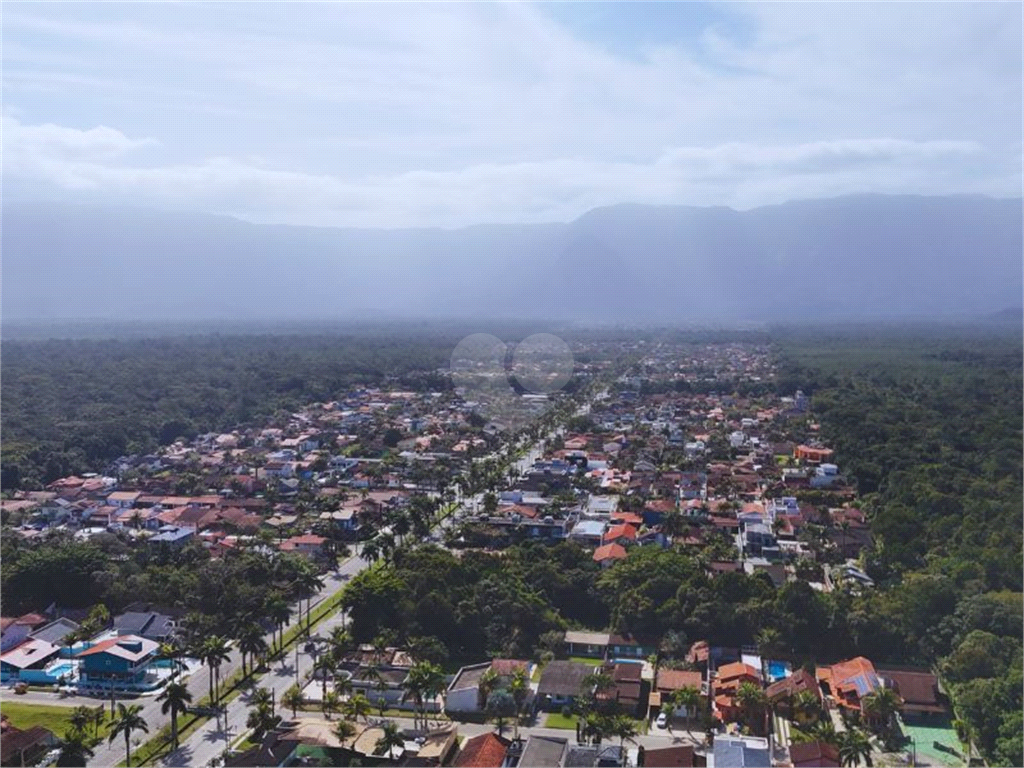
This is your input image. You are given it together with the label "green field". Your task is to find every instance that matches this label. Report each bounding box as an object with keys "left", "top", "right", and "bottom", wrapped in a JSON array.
[
  {"left": 0, "top": 701, "right": 109, "bottom": 738},
  {"left": 545, "top": 711, "right": 578, "bottom": 730},
  {"left": 900, "top": 717, "right": 966, "bottom": 767}
]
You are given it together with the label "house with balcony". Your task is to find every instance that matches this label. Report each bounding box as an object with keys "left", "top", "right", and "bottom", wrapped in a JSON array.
[{"left": 77, "top": 635, "right": 160, "bottom": 688}]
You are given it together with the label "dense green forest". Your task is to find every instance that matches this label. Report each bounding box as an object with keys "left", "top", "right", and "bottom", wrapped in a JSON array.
[{"left": 774, "top": 325, "right": 1023, "bottom": 765}]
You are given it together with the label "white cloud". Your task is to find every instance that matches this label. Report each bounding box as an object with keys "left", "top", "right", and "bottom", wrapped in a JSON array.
[
  {"left": 1, "top": 2, "right": 1019, "bottom": 225},
  {"left": 2, "top": 116, "right": 993, "bottom": 227}
]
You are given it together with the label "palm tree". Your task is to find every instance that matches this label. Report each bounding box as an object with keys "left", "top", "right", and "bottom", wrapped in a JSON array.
[
  {"left": 582, "top": 671, "right": 616, "bottom": 713},
  {"left": 313, "top": 653, "right": 337, "bottom": 701},
  {"left": 402, "top": 661, "right": 445, "bottom": 730},
  {"left": 91, "top": 707, "right": 105, "bottom": 739},
  {"left": 69, "top": 706, "right": 93, "bottom": 736},
  {"left": 157, "top": 682, "right": 193, "bottom": 750},
  {"left": 861, "top": 687, "right": 902, "bottom": 732},
  {"left": 374, "top": 721, "right": 405, "bottom": 760},
  {"left": 508, "top": 668, "right": 530, "bottom": 739},
  {"left": 486, "top": 690, "right": 516, "bottom": 735},
  {"left": 201, "top": 636, "right": 232, "bottom": 703},
  {"left": 792, "top": 690, "right": 821, "bottom": 725},
  {"left": 293, "top": 567, "right": 325, "bottom": 635},
  {"left": 250, "top": 687, "right": 274, "bottom": 712},
  {"left": 246, "top": 703, "right": 280, "bottom": 741},
  {"left": 673, "top": 685, "right": 702, "bottom": 732},
  {"left": 611, "top": 714, "right": 639, "bottom": 747},
  {"left": 322, "top": 690, "right": 342, "bottom": 720},
  {"left": 57, "top": 728, "right": 95, "bottom": 767},
  {"left": 477, "top": 668, "right": 500, "bottom": 711},
  {"left": 282, "top": 683, "right": 305, "bottom": 718},
  {"left": 334, "top": 719, "right": 357, "bottom": 745},
  {"left": 238, "top": 624, "right": 269, "bottom": 676},
  {"left": 837, "top": 728, "right": 874, "bottom": 767},
  {"left": 266, "top": 596, "right": 292, "bottom": 653},
  {"left": 735, "top": 681, "right": 768, "bottom": 734},
  {"left": 344, "top": 693, "right": 372, "bottom": 723},
  {"left": 328, "top": 626, "right": 354, "bottom": 665},
  {"left": 107, "top": 704, "right": 149, "bottom": 768}
]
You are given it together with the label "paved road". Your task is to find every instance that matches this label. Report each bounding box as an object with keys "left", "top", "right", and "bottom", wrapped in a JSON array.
[
  {"left": 78, "top": 549, "right": 365, "bottom": 768},
  {"left": 170, "top": 428, "right": 566, "bottom": 767}
]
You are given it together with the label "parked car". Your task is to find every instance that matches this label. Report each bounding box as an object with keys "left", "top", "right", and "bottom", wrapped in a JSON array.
[{"left": 655, "top": 711, "right": 668, "bottom": 729}]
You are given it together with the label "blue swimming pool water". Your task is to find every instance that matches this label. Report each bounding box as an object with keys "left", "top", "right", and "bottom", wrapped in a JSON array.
[
  {"left": 49, "top": 663, "right": 74, "bottom": 676},
  {"left": 767, "top": 660, "right": 790, "bottom": 681}
]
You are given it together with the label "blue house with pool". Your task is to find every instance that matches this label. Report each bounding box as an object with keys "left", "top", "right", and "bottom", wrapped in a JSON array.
[
  {"left": 0, "top": 638, "right": 65, "bottom": 683},
  {"left": 77, "top": 635, "right": 159, "bottom": 687}
]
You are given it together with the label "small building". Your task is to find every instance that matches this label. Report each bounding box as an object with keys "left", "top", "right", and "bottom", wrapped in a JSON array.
[
  {"left": 564, "top": 631, "right": 611, "bottom": 659},
  {"left": 453, "top": 732, "right": 511, "bottom": 768},
  {"left": 789, "top": 741, "right": 841, "bottom": 767},
  {"left": 0, "top": 722, "right": 58, "bottom": 768},
  {"left": 0, "top": 638, "right": 63, "bottom": 683},
  {"left": 113, "top": 612, "right": 176, "bottom": 643},
  {"left": 536, "top": 661, "right": 595, "bottom": 711},
  {"left": 711, "top": 735, "right": 769, "bottom": 767},
  {"left": 518, "top": 736, "right": 568, "bottom": 768}
]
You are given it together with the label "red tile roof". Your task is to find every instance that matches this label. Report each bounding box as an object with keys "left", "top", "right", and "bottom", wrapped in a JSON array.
[
  {"left": 603, "top": 524, "right": 637, "bottom": 543},
  {"left": 454, "top": 733, "right": 511, "bottom": 768},
  {"left": 593, "top": 543, "right": 628, "bottom": 563}
]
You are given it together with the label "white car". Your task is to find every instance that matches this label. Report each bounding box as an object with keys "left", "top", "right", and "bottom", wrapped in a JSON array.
[{"left": 655, "top": 712, "right": 668, "bottom": 729}]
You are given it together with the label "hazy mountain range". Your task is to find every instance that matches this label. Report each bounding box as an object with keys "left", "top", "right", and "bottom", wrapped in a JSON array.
[{"left": 3, "top": 194, "right": 1021, "bottom": 324}]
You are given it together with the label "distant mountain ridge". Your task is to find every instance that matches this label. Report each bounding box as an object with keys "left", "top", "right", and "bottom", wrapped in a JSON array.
[{"left": 2, "top": 194, "right": 1021, "bottom": 323}]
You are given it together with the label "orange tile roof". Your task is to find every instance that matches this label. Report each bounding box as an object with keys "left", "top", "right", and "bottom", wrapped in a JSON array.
[
  {"left": 455, "top": 733, "right": 511, "bottom": 767},
  {"left": 593, "top": 543, "right": 628, "bottom": 562}
]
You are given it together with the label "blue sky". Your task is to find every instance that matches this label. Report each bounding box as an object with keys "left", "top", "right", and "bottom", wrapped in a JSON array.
[{"left": 3, "top": 1, "right": 1021, "bottom": 228}]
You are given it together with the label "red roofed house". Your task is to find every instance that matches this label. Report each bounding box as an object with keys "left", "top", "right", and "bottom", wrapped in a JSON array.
[
  {"left": 794, "top": 446, "right": 834, "bottom": 464},
  {"left": 655, "top": 668, "right": 704, "bottom": 719},
  {"left": 454, "top": 733, "right": 511, "bottom": 768},
  {"left": 602, "top": 523, "right": 638, "bottom": 546},
  {"left": 593, "top": 543, "right": 627, "bottom": 567},
  {"left": 713, "top": 662, "right": 762, "bottom": 724},
  {"left": 279, "top": 534, "right": 327, "bottom": 558},
  {"left": 789, "top": 740, "right": 841, "bottom": 767},
  {"left": 817, "top": 657, "right": 882, "bottom": 716}
]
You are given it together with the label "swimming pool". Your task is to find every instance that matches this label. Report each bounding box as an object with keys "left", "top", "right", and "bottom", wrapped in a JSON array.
[{"left": 767, "top": 660, "right": 791, "bottom": 682}]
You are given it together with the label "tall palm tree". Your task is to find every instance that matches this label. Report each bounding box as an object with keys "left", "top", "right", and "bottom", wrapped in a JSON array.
[
  {"left": 56, "top": 728, "right": 95, "bottom": 767},
  {"left": 328, "top": 626, "right": 354, "bottom": 665},
  {"left": 238, "top": 624, "right": 269, "bottom": 676},
  {"left": 107, "top": 704, "right": 149, "bottom": 768},
  {"left": 403, "top": 661, "right": 445, "bottom": 730},
  {"left": 313, "top": 653, "right": 337, "bottom": 701},
  {"left": 374, "top": 721, "right": 405, "bottom": 760},
  {"left": 293, "top": 567, "right": 325, "bottom": 635},
  {"left": 266, "top": 596, "right": 292, "bottom": 653},
  {"left": 322, "top": 690, "right": 342, "bottom": 720},
  {"left": 246, "top": 703, "right": 280, "bottom": 741},
  {"left": 837, "top": 728, "right": 874, "bottom": 767},
  {"left": 486, "top": 690, "right": 516, "bottom": 735},
  {"left": 91, "top": 707, "right": 105, "bottom": 739},
  {"left": 793, "top": 690, "right": 822, "bottom": 725},
  {"left": 250, "top": 687, "right": 274, "bottom": 712},
  {"left": 157, "top": 682, "right": 193, "bottom": 749},
  {"left": 201, "top": 636, "right": 232, "bottom": 703},
  {"left": 508, "top": 668, "right": 530, "bottom": 740},
  {"left": 158, "top": 641, "right": 186, "bottom": 679}
]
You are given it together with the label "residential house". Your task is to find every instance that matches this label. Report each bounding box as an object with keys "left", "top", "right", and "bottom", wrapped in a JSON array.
[
  {"left": 27, "top": 618, "right": 81, "bottom": 650},
  {"left": 654, "top": 669, "right": 704, "bottom": 719},
  {"left": 638, "top": 745, "right": 700, "bottom": 767},
  {"left": 561, "top": 745, "right": 627, "bottom": 767},
  {"left": 789, "top": 741, "right": 841, "bottom": 767},
  {"left": 598, "top": 661, "right": 644, "bottom": 717},
  {"left": 0, "top": 614, "right": 48, "bottom": 653},
  {"left": 602, "top": 524, "right": 637, "bottom": 547},
  {"left": 564, "top": 631, "right": 610, "bottom": 659},
  {"left": 453, "top": 733, "right": 512, "bottom": 768},
  {"left": 877, "top": 669, "right": 947, "bottom": 720},
  {"left": 794, "top": 446, "right": 834, "bottom": 464},
  {"left": 593, "top": 543, "right": 627, "bottom": 567},
  {"left": 77, "top": 635, "right": 160, "bottom": 687},
  {"left": 113, "top": 612, "right": 176, "bottom": 643},
  {"left": 0, "top": 639, "right": 63, "bottom": 683},
  {"left": 765, "top": 669, "right": 821, "bottom": 721},
  {"left": 518, "top": 736, "right": 568, "bottom": 768},
  {"left": 712, "top": 662, "right": 762, "bottom": 724},
  {"left": 106, "top": 491, "right": 141, "bottom": 509},
  {"left": 536, "top": 661, "right": 595, "bottom": 712},
  {"left": 446, "top": 659, "right": 533, "bottom": 714},
  {"left": 148, "top": 526, "right": 195, "bottom": 549},
  {"left": 0, "top": 720, "right": 58, "bottom": 768},
  {"left": 607, "top": 634, "right": 657, "bottom": 659},
  {"left": 817, "top": 657, "right": 881, "bottom": 717},
  {"left": 570, "top": 520, "right": 606, "bottom": 547},
  {"left": 279, "top": 534, "right": 327, "bottom": 559},
  {"left": 711, "top": 735, "right": 770, "bottom": 768}
]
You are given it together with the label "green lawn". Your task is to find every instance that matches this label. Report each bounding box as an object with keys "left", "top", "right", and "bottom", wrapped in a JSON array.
[
  {"left": 0, "top": 701, "right": 110, "bottom": 738},
  {"left": 545, "top": 712, "right": 579, "bottom": 730},
  {"left": 900, "top": 716, "right": 966, "bottom": 767},
  {"left": 567, "top": 656, "right": 602, "bottom": 666}
]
